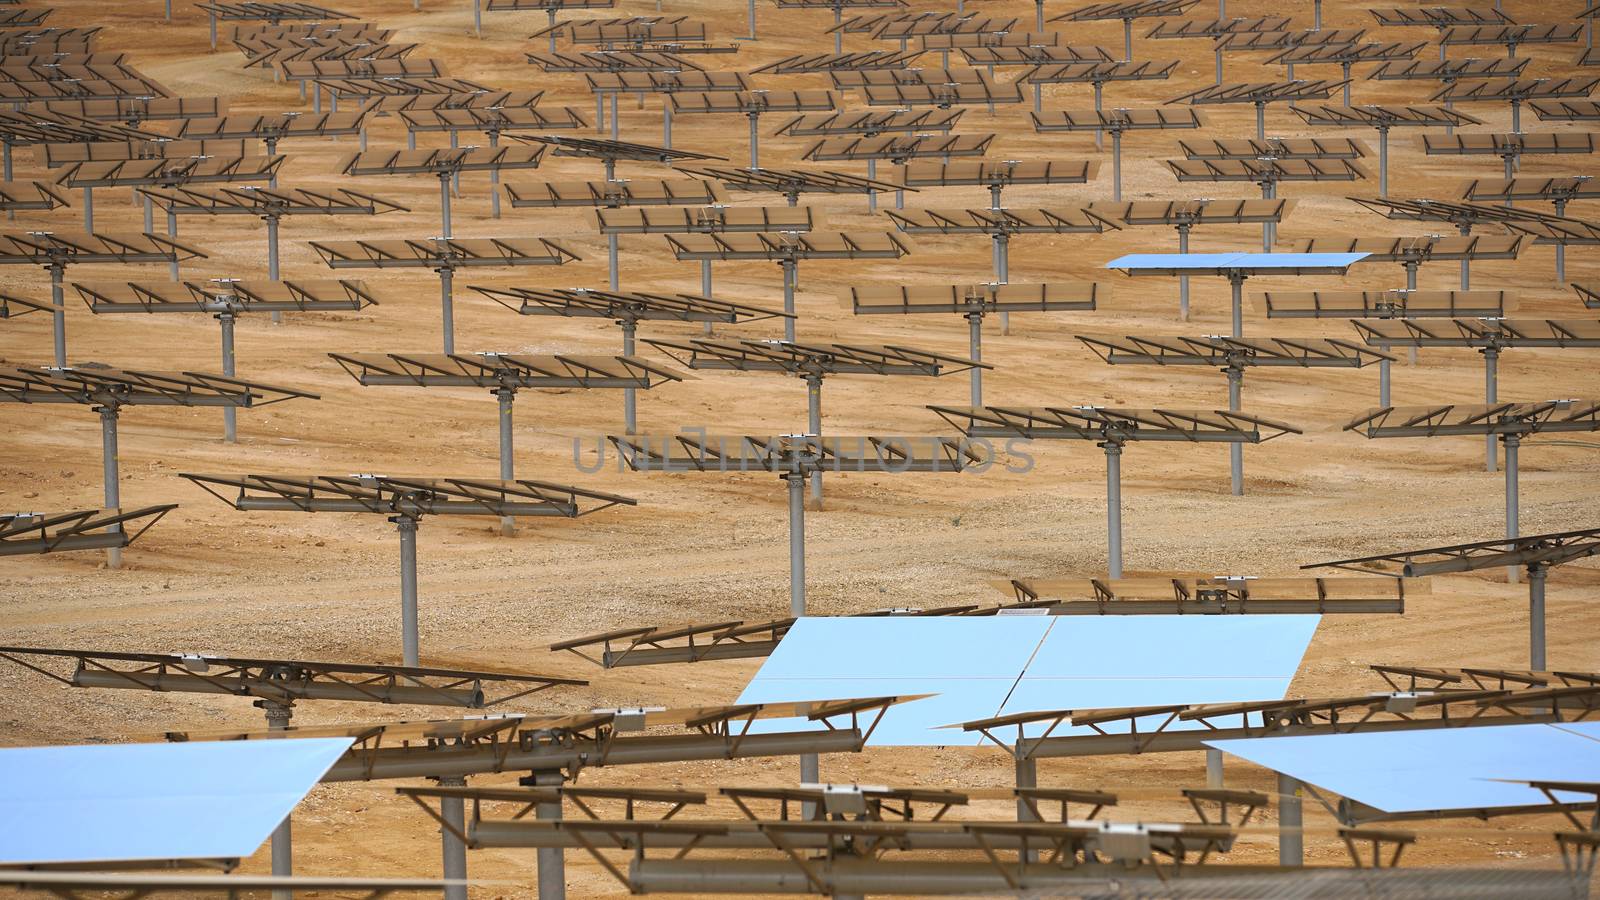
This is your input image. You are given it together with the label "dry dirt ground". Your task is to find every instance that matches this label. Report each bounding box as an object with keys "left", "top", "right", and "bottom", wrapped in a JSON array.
[{"left": 2, "top": 0, "right": 1600, "bottom": 896}]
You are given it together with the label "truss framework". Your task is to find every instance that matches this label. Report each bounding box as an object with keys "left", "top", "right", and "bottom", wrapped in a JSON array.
[{"left": 0, "top": 505, "right": 175, "bottom": 555}]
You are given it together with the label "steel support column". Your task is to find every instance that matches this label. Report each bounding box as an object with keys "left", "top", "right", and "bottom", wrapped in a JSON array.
[
  {"left": 1459, "top": 223, "right": 1472, "bottom": 289},
  {"left": 49, "top": 262, "right": 66, "bottom": 368},
  {"left": 787, "top": 471, "right": 806, "bottom": 616},
  {"left": 1094, "top": 82, "right": 1104, "bottom": 150},
  {"left": 439, "top": 267, "right": 456, "bottom": 355},
  {"left": 701, "top": 259, "right": 714, "bottom": 334},
  {"left": 1555, "top": 199, "right": 1569, "bottom": 281},
  {"left": 781, "top": 259, "right": 797, "bottom": 342},
  {"left": 1103, "top": 440, "right": 1122, "bottom": 579},
  {"left": 1111, "top": 129, "right": 1123, "bottom": 201},
  {"left": 396, "top": 514, "right": 420, "bottom": 667},
  {"left": 1378, "top": 357, "right": 1390, "bottom": 407},
  {"left": 1226, "top": 365, "right": 1243, "bottom": 496},
  {"left": 608, "top": 233, "right": 620, "bottom": 290},
  {"left": 621, "top": 318, "right": 638, "bottom": 434},
  {"left": 83, "top": 186, "right": 93, "bottom": 232},
  {"left": 439, "top": 774, "right": 468, "bottom": 900},
  {"left": 1483, "top": 346, "right": 1499, "bottom": 472},
  {"left": 219, "top": 312, "right": 237, "bottom": 443},
  {"left": 967, "top": 312, "right": 983, "bottom": 407},
  {"left": 267, "top": 215, "right": 283, "bottom": 324},
  {"left": 1279, "top": 773, "right": 1303, "bottom": 866},
  {"left": 99, "top": 405, "right": 121, "bottom": 570},
  {"left": 866, "top": 158, "right": 878, "bottom": 212},
  {"left": 996, "top": 232, "right": 1010, "bottom": 335},
  {"left": 439, "top": 173, "right": 453, "bottom": 238},
  {"left": 748, "top": 113, "right": 761, "bottom": 168},
  {"left": 1206, "top": 748, "right": 1224, "bottom": 788},
  {"left": 1504, "top": 432, "right": 1520, "bottom": 587},
  {"left": 1378, "top": 126, "right": 1389, "bottom": 197},
  {"left": 167, "top": 210, "right": 180, "bottom": 280},
  {"left": 1527, "top": 563, "right": 1547, "bottom": 670},
  {"left": 1177, "top": 224, "right": 1190, "bottom": 321},
  {"left": 489, "top": 131, "right": 501, "bottom": 219},
  {"left": 497, "top": 387, "right": 516, "bottom": 536},
  {"left": 264, "top": 701, "right": 294, "bottom": 900},
  {"left": 1229, "top": 272, "right": 1245, "bottom": 338},
  {"left": 806, "top": 374, "right": 823, "bottom": 509}
]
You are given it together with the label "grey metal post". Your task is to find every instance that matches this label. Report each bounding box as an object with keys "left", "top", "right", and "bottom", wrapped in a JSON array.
[
  {"left": 209, "top": 11, "right": 218, "bottom": 49},
  {"left": 1111, "top": 129, "right": 1123, "bottom": 201},
  {"left": 610, "top": 94, "right": 619, "bottom": 141},
  {"left": 663, "top": 101, "right": 672, "bottom": 148},
  {"left": 1511, "top": 98, "right": 1520, "bottom": 134},
  {"left": 1015, "top": 753, "right": 1038, "bottom": 840},
  {"left": 1177, "top": 224, "right": 1191, "bottom": 321},
  {"left": 1122, "top": 17, "right": 1132, "bottom": 61},
  {"left": 1459, "top": 223, "right": 1472, "bottom": 289},
  {"left": 313, "top": 83, "right": 321, "bottom": 114},
  {"left": 834, "top": 7, "right": 843, "bottom": 53},
  {"left": 1093, "top": 82, "right": 1104, "bottom": 149},
  {"left": 532, "top": 772, "right": 566, "bottom": 900},
  {"left": 396, "top": 515, "right": 420, "bottom": 667},
  {"left": 1555, "top": 199, "right": 1568, "bottom": 281},
  {"left": 219, "top": 312, "right": 237, "bottom": 443},
  {"left": 1378, "top": 126, "right": 1389, "bottom": 197},
  {"left": 1527, "top": 563, "right": 1546, "bottom": 670},
  {"left": 996, "top": 233, "right": 1010, "bottom": 334},
  {"left": 967, "top": 313, "right": 983, "bottom": 407},
  {"left": 747, "top": 0, "right": 757, "bottom": 40},
  {"left": 1502, "top": 153, "right": 1515, "bottom": 206},
  {"left": 473, "top": 0, "right": 482, "bottom": 37},
  {"left": 1313, "top": 0, "right": 1321, "bottom": 29},
  {"left": 1033, "top": 82, "right": 1042, "bottom": 113},
  {"left": 167, "top": 210, "right": 180, "bottom": 280},
  {"left": 497, "top": 387, "right": 516, "bottom": 536},
  {"left": 490, "top": 132, "right": 501, "bottom": 219},
  {"left": 83, "top": 186, "right": 93, "bottom": 232},
  {"left": 1206, "top": 748, "right": 1224, "bottom": 788},
  {"left": 267, "top": 216, "right": 283, "bottom": 324},
  {"left": 99, "top": 405, "right": 121, "bottom": 569},
  {"left": 1483, "top": 347, "right": 1498, "bottom": 472},
  {"left": 781, "top": 259, "right": 797, "bottom": 342},
  {"left": 866, "top": 158, "right": 877, "bottom": 212},
  {"left": 143, "top": 195, "right": 154, "bottom": 233},
  {"left": 266, "top": 138, "right": 280, "bottom": 187},
  {"left": 439, "top": 174, "right": 452, "bottom": 238},
  {"left": 1260, "top": 181, "right": 1275, "bottom": 252},
  {"left": 1341, "top": 62, "right": 1352, "bottom": 106},
  {"left": 1505, "top": 433, "right": 1520, "bottom": 586},
  {"left": 621, "top": 318, "right": 638, "bottom": 434},
  {"left": 1255, "top": 101, "right": 1265, "bottom": 140},
  {"left": 595, "top": 94, "right": 605, "bottom": 133},
  {"left": 807, "top": 374, "right": 823, "bottom": 509},
  {"left": 1215, "top": 47, "right": 1222, "bottom": 84},
  {"left": 439, "top": 267, "right": 455, "bottom": 354},
  {"left": 1278, "top": 773, "right": 1303, "bottom": 866},
  {"left": 1230, "top": 273, "right": 1244, "bottom": 338},
  {"left": 1378, "top": 357, "right": 1390, "bottom": 406},
  {"left": 1103, "top": 441, "right": 1122, "bottom": 579},
  {"left": 787, "top": 471, "right": 806, "bottom": 616},
  {"left": 1226, "top": 366, "right": 1243, "bottom": 496},
  {"left": 748, "top": 113, "right": 760, "bottom": 168},
  {"left": 1035, "top": 0, "right": 1044, "bottom": 30},
  {"left": 700, "top": 260, "right": 714, "bottom": 334},
  {"left": 1404, "top": 259, "right": 1417, "bottom": 291},
  {"left": 989, "top": 183, "right": 1003, "bottom": 211},
  {"left": 548, "top": 9, "right": 559, "bottom": 52},
  {"left": 608, "top": 233, "right": 619, "bottom": 290},
  {"left": 49, "top": 263, "right": 65, "bottom": 368},
  {"left": 438, "top": 774, "right": 468, "bottom": 900},
  {"left": 264, "top": 702, "right": 294, "bottom": 900},
  {"left": 604, "top": 157, "right": 616, "bottom": 183},
  {"left": 409, "top": 129, "right": 418, "bottom": 150}
]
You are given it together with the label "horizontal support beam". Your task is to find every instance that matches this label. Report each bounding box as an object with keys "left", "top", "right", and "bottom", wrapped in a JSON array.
[{"left": 73, "top": 670, "right": 484, "bottom": 707}]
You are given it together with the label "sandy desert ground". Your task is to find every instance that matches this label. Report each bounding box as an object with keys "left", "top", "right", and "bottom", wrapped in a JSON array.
[{"left": 2, "top": 0, "right": 1600, "bottom": 895}]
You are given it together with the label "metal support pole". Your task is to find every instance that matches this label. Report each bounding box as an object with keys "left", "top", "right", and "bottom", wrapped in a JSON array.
[
  {"left": 1033, "top": 81, "right": 1042, "bottom": 113},
  {"left": 83, "top": 186, "right": 93, "bottom": 232},
  {"left": 409, "top": 129, "right": 418, "bottom": 150},
  {"left": 1378, "top": 127, "right": 1389, "bottom": 197},
  {"left": 1177, "top": 224, "right": 1190, "bottom": 321},
  {"left": 1313, "top": 0, "right": 1321, "bottom": 30},
  {"left": 1279, "top": 774, "right": 1303, "bottom": 866},
  {"left": 1206, "top": 748, "right": 1224, "bottom": 788},
  {"left": 219, "top": 313, "right": 237, "bottom": 443},
  {"left": 1122, "top": 17, "right": 1132, "bottom": 61},
  {"left": 532, "top": 772, "right": 565, "bottom": 899},
  {"left": 209, "top": 11, "right": 218, "bottom": 49},
  {"left": 497, "top": 387, "right": 516, "bottom": 536},
  {"left": 1504, "top": 433, "right": 1520, "bottom": 586},
  {"left": 604, "top": 157, "right": 616, "bottom": 182},
  {"left": 1094, "top": 82, "right": 1104, "bottom": 150},
  {"left": 747, "top": 0, "right": 757, "bottom": 40},
  {"left": 1015, "top": 754, "right": 1038, "bottom": 823},
  {"left": 439, "top": 267, "right": 455, "bottom": 355},
  {"left": 806, "top": 374, "right": 823, "bottom": 509},
  {"left": 1555, "top": 199, "right": 1568, "bottom": 281},
  {"left": 1111, "top": 130, "right": 1123, "bottom": 201},
  {"left": 595, "top": 94, "right": 604, "bottom": 134},
  {"left": 781, "top": 259, "right": 797, "bottom": 342},
  {"left": 167, "top": 210, "right": 180, "bottom": 280},
  {"left": 1226, "top": 366, "right": 1243, "bottom": 496},
  {"left": 473, "top": 0, "right": 481, "bottom": 37},
  {"left": 548, "top": 9, "right": 559, "bottom": 53},
  {"left": 700, "top": 260, "right": 715, "bottom": 334},
  {"left": 1230, "top": 273, "right": 1244, "bottom": 338},
  {"left": 396, "top": 515, "right": 420, "bottom": 667},
  {"left": 787, "top": 471, "right": 806, "bottom": 616},
  {"left": 610, "top": 93, "right": 619, "bottom": 141},
  {"left": 437, "top": 773, "right": 468, "bottom": 900},
  {"left": 1404, "top": 259, "right": 1417, "bottom": 291},
  {"left": 263, "top": 701, "right": 294, "bottom": 900},
  {"left": 662, "top": 101, "right": 673, "bottom": 149},
  {"left": 1035, "top": 0, "right": 1044, "bottom": 30},
  {"left": 1483, "top": 347, "right": 1498, "bottom": 472},
  {"left": 1261, "top": 181, "right": 1275, "bottom": 252},
  {"left": 866, "top": 158, "right": 877, "bottom": 212},
  {"left": 608, "top": 233, "right": 619, "bottom": 291},
  {"left": 967, "top": 312, "right": 983, "bottom": 407},
  {"left": 989, "top": 183, "right": 1003, "bottom": 211},
  {"left": 834, "top": 7, "right": 843, "bottom": 53},
  {"left": 1378, "top": 357, "right": 1390, "bottom": 406},
  {"left": 1527, "top": 563, "right": 1546, "bottom": 670},
  {"left": 143, "top": 195, "right": 154, "bottom": 233},
  {"left": 1215, "top": 47, "right": 1222, "bottom": 84},
  {"left": 1103, "top": 441, "right": 1122, "bottom": 579},
  {"left": 996, "top": 233, "right": 1010, "bottom": 334},
  {"left": 313, "top": 83, "right": 321, "bottom": 115},
  {"left": 99, "top": 405, "right": 121, "bottom": 570},
  {"left": 1459, "top": 223, "right": 1471, "bottom": 289},
  {"left": 1255, "top": 102, "right": 1265, "bottom": 140},
  {"left": 266, "top": 216, "right": 283, "bottom": 324},
  {"left": 1341, "top": 62, "right": 1352, "bottom": 106},
  {"left": 439, "top": 174, "right": 452, "bottom": 238},
  {"left": 749, "top": 113, "right": 760, "bottom": 168},
  {"left": 621, "top": 319, "right": 638, "bottom": 434},
  {"left": 1511, "top": 99, "right": 1520, "bottom": 134},
  {"left": 49, "top": 263, "right": 65, "bottom": 368},
  {"left": 489, "top": 132, "right": 501, "bottom": 219}
]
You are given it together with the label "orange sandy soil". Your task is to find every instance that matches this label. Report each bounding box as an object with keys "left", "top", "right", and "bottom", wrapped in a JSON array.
[{"left": 2, "top": 0, "right": 1599, "bottom": 896}]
